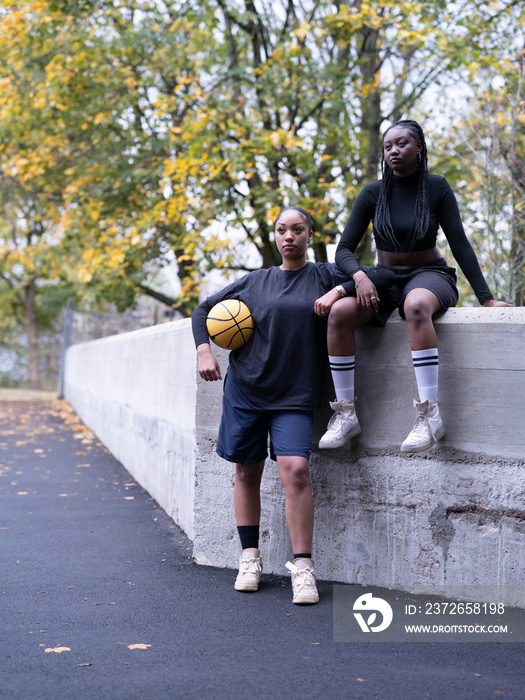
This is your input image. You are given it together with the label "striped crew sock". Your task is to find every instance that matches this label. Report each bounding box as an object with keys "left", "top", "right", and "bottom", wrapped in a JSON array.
[
  {"left": 411, "top": 348, "right": 439, "bottom": 402},
  {"left": 329, "top": 355, "right": 355, "bottom": 402}
]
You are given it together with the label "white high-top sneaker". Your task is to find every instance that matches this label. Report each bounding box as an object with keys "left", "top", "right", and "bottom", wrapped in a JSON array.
[
  {"left": 285, "top": 558, "right": 319, "bottom": 605},
  {"left": 318, "top": 399, "right": 361, "bottom": 449},
  {"left": 234, "top": 548, "right": 263, "bottom": 591},
  {"left": 401, "top": 399, "right": 445, "bottom": 453}
]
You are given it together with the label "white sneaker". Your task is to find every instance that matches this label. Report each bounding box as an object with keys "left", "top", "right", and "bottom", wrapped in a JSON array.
[
  {"left": 319, "top": 399, "right": 361, "bottom": 449},
  {"left": 285, "top": 558, "right": 319, "bottom": 605},
  {"left": 234, "top": 548, "right": 262, "bottom": 591},
  {"left": 400, "top": 399, "right": 445, "bottom": 453}
]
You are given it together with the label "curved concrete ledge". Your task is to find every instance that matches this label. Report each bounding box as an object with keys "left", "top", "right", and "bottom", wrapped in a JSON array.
[{"left": 64, "top": 308, "right": 525, "bottom": 606}]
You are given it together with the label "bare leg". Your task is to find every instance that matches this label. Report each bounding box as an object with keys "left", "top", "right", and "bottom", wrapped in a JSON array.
[
  {"left": 400, "top": 288, "right": 445, "bottom": 453},
  {"left": 234, "top": 462, "right": 265, "bottom": 526},
  {"left": 327, "top": 296, "right": 373, "bottom": 356},
  {"left": 276, "top": 456, "right": 314, "bottom": 554},
  {"left": 320, "top": 297, "right": 371, "bottom": 449},
  {"left": 403, "top": 288, "right": 442, "bottom": 351}
]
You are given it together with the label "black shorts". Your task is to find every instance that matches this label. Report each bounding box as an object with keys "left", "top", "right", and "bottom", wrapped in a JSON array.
[
  {"left": 216, "top": 375, "right": 314, "bottom": 464},
  {"left": 370, "top": 259, "right": 459, "bottom": 326}
]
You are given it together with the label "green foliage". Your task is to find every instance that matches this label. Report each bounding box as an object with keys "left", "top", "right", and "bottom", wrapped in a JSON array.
[
  {"left": 430, "top": 3, "right": 525, "bottom": 307},
  {"left": 0, "top": 0, "right": 523, "bottom": 340}
]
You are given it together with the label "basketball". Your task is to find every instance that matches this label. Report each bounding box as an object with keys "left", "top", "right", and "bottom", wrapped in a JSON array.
[{"left": 206, "top": 299, "right": 255, "bottom": 350}]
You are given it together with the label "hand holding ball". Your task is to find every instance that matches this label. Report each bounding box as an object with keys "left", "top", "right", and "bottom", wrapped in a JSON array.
[{"left": 206, "top": 299, "right": 255, "bottom": 350}]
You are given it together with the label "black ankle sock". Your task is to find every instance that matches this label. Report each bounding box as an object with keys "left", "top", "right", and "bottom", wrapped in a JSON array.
[
  {"left": 293, "top": 552, "right": 312, "bottom": 559},
  {"left": 237, "top": 525, "right": 260, "bottom": 550}
]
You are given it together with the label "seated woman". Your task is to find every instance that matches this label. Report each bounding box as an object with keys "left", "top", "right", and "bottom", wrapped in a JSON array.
[{"left": 315, "top": 119, "right": 511, "bottom": 453}]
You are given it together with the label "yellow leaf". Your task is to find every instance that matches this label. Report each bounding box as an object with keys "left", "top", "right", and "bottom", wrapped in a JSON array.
[
  {"left": 294, "top": 21, "right": 311, "bottom": 41},
  {"left": 45, "top": 647, "right": 71, "bottom": 654},
  {"left": 125, "top": 644, "right": 151, "bottom": 650}
]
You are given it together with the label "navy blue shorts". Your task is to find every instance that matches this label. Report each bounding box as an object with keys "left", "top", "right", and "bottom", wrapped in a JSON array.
[
  {"left": 370, "top": 259, "right": 459, "bottom": 326},
  {"left": 216, "top": 375, "right": 314, "bottom": 464}
]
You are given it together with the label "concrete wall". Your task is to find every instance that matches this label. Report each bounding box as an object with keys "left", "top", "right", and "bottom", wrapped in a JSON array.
[
  {"left": 65, "top": 308, "right": 525, "bottom": 606},
  {"left": 65, "top": 320, "right": 197, "bottom": 540}
]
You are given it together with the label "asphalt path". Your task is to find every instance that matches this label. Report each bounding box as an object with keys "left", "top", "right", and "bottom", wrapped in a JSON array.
[{"left": 1, "top": 394, "right": 524, "bottom": 700}]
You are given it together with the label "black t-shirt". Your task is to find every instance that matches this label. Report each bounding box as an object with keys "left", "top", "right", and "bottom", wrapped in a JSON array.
[
  {"left": 336, "top": 173, "right": 494, "bottom": 304},
  {"left": 191, "top": 262, "right": 351, "bottom": 410}
]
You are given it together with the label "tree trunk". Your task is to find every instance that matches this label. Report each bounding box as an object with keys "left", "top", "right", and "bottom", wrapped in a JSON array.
[
  {"left": 358, "top": 25, "right": 383, "bottom": 265},
  {"left": 23, "top": 278, "right": 40, "bottom": 390}
]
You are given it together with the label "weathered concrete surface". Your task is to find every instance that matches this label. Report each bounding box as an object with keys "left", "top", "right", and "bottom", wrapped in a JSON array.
[{"left": 65, "top": 308, "right": 525, "bottom": 606}]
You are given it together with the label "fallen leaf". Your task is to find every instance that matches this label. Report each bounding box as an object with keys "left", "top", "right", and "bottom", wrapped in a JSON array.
[
  {"left": 357, "top": 678, "right": 366, "bottom": 683},
  {"left": 123, "top": 497, "right": 134, "bottom": 500},
  {"left": 16, "top": 492, "right": 28, "bottom": 495},
  {"left": 45, "top": 647, "right": 71, "bottom": 654},
  {"left": 76, "top": 663, "right": 92, "bottom": 667},
  {"left": 117, "top": 643, "right": 151, "bottom": 650}
]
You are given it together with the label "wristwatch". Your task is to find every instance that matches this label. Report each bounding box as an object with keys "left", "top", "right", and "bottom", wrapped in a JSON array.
[{"left": 335, "top": 285, "right": 346, "bottom": 298}]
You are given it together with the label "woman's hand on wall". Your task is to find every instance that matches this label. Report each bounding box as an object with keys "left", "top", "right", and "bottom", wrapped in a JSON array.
[{"left": 483, "top": 299, "right": 513, "bottom": 307}]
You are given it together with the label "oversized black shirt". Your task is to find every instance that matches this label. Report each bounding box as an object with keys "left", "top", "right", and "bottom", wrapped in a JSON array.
[
  {"left": 191, "top": 262, "right": 352, "bottom": 410},
  {"left": 336, "top": 173, "right": 494, "bottom": 304}
]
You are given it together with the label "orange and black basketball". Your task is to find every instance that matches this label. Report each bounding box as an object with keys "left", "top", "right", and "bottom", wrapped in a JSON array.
[{"left": 206, "top": 299, "right": 255, "bottom": 350}]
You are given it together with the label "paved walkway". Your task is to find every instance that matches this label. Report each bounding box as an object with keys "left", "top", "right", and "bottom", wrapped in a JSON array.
[{"left": 1, "top": 392, "right": 524, "bottom": 700}]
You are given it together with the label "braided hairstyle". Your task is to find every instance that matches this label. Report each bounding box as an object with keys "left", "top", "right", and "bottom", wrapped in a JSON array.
[{"left": 373, "top": 119, "right": 430, "bottom": 250}]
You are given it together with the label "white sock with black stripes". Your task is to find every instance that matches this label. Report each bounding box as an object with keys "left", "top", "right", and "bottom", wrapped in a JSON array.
[
  {"left": 329, "top": 355, "right": 355, "bottom": 402},
  {"left": 411, "top": 348, "right": 439, "bottom": 402}
]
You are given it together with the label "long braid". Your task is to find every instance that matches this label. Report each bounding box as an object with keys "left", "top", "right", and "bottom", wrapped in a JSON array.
[
  {"left": 373, "top": 119, "right": 430, "bottom": 249},
  {"left": 374, "top": 152, "right": 396, "bottom": 247}
]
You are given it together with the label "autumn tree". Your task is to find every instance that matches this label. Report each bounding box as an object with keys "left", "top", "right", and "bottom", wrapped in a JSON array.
[
  {"left": 430, "top": 7, "right": 524, "bottom": 306},
  {"left": 1, "top": 0, "right": 523, "bottom": 389},
  {"left": 451, "top": 66, "right": 525, "bottom": 306}
]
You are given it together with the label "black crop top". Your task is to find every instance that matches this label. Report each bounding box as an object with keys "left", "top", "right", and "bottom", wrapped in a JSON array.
[{"left": 335, "top": 173, "right": 494, "bottom": 304}]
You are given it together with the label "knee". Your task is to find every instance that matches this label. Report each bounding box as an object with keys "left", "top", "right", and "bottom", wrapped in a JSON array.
[
  {"left": 283, "top": 461, "right": 311, "bottom": 492},
  {"left": 236, "top": 463, "right": 264, "bottom": 484},
  {"left": 328, "top": 299, "right": 357, "bottom": 331},
  {"left": 404, "top": 298, "right": 432, "bottom": 325}
]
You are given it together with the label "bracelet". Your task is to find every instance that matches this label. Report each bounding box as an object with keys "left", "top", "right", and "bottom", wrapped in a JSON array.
[
  {"left": 355, "top": 275, "right": 367, "bottom": 289},
  {"left": 335, "top": 285, "right": 346, "bottom": 298}
]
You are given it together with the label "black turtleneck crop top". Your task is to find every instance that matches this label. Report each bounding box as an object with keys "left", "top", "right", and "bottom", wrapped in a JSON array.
[{"left": 335, "top": 173, "right": 494, "bottom": 304}]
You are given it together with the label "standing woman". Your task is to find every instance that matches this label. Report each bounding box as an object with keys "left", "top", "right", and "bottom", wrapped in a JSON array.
[
  {"left": 191, "top": 207, "right": 355, "bottom": 605},
  {"left": 316, "top": 119, "right": 511, "bottom": 453}
]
